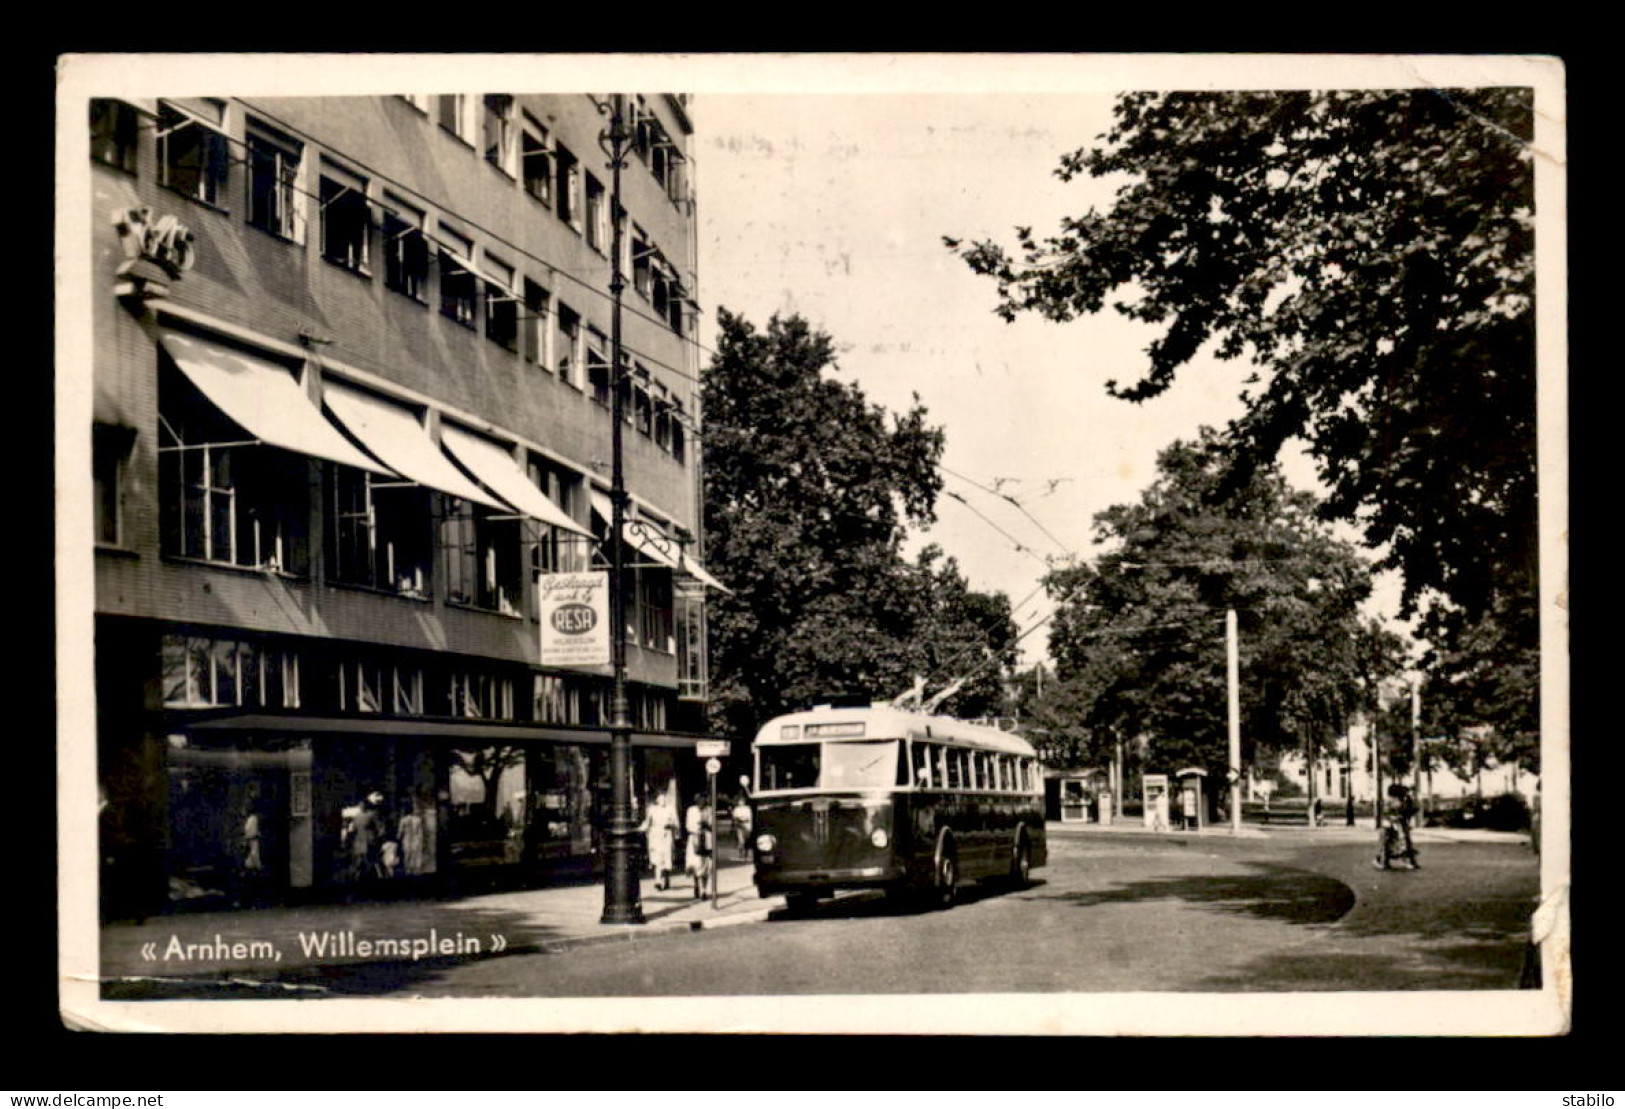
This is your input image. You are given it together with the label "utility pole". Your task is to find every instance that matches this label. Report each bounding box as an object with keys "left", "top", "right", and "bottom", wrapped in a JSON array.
[
  {"left": 599, "top": 93, "right": 642, "bottom": 925},
  {"left": 1411, "top": 677, "right": 1424, "bottom": 821},
  {"left": 1227, "top": 609, "right": 1241, "bottom": 836}
]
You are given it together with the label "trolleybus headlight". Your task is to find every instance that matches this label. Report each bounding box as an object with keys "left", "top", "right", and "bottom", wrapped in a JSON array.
[
  {"left": 870, "top": 829, "right": 889, "bottom": 849},
  {"left": 755, "top": 833, "right": 777, "bottom": 853}
]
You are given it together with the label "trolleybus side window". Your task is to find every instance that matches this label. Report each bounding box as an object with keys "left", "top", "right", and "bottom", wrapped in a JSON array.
[
  {"left": 910, "top": 740, "right": 934, "bottom": 788},
  {"left": 944, "top": 747, "right": 962, "bottom": 790}
]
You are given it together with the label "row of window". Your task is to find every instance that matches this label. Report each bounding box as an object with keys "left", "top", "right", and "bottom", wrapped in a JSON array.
[
  {"left": 92, "top": 96, "right": 696, "bottom": 440},
  {"left": 159, "top": 632, "right": 672, "bottom": 729},
  {"left": 123, "top": 358, "right": 680, "bottom": 652},
  {"left": 909, "top": 743, "right": 1037, "bottom": 794}
]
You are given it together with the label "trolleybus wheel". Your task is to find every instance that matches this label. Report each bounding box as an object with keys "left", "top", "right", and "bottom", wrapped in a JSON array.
[
  {"left": 1009, "top": 834, "right": 1032, "bottom": 888},
  {"left": 783, "top": 891, "right": 818, "bottom": 916},
  {"left": 933, "top": 845, "right": 958, "bottom": 910}
]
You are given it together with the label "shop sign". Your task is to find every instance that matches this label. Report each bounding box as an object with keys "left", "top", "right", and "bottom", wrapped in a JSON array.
[{"left": 538, "top": 571, "right": 610, "bottom": 667}]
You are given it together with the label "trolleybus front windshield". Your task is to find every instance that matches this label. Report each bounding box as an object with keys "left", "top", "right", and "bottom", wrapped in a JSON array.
[{"left": 758, "top": 739, "right": 906, "bottom": 791}]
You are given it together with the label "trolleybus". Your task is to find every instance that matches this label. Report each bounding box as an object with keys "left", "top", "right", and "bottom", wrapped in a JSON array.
[{"left": 748, "top": 701, "right": 1047, "bottom": 912}]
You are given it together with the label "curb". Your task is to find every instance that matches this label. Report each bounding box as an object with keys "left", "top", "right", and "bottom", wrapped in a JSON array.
[{"left": 533, "top": 903, "right": 780, "bottom": 954}]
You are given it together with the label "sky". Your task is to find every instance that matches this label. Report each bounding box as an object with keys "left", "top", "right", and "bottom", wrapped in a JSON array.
[{"left": 692, "top": 91, "right": 1322, "bottom": 668}]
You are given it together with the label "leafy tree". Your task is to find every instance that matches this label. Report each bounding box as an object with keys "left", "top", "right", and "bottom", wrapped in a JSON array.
[
  {"left": 1043, "top": 431, "right": 1375, "bottom": 783},
  {"left": 948, "top": 88, "right": 1539, "bottom": 756},
  {"left": 898, "top": 545, "right": 1020, "bottom": 721},
  {"left": 704, "top": 310, "right": 1021, "bottom": 741}
]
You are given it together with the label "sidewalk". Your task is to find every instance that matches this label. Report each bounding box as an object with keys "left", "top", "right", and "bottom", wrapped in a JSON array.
[
  {"left": 100, "top": 856, "right": 779, "bottom": 983},
  {"left": 1046, "top": 819, "right": 1531, "bottom": 845}
]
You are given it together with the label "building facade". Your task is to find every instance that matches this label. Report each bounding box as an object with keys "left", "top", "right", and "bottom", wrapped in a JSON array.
[{"left": 89, "top": 92, "right": 721, "bottom": 918}]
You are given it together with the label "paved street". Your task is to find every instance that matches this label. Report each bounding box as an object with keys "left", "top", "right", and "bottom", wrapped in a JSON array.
[{"left": 108, "top": 825, "right": 1538, "bottom": 999}]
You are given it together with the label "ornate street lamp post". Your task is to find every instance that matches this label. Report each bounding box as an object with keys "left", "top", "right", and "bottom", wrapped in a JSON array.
[{"left": 599, "top": 93, "right": 643, "bottom": 924}]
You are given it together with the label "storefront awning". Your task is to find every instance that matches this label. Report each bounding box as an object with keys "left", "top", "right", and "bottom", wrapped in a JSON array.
[
  {"left": 590, "top": 489, "right": 731, "bottom": 592},
  {"left": 322, "top": 381, "right": 505, "bottom": 509},
  {"left": 160, "top": 331, "right": 389, "bottom": 474},
  {"left": 440, "top": 425, "right": 592, "bottom": 537}
]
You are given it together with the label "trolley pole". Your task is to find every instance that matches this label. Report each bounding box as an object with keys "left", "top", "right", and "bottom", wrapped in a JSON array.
[
  {"left": 1227, "top": 609, "right": 1241, "bottom": 836},
  {"left": 599, "top": 93, "right": 643, "bottom": 925}
]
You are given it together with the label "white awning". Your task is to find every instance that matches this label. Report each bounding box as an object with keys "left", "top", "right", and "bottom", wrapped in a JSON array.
[
  {"left": 676, "top": 553, "right": 732, "bottom": 595},
  {"left": 160, "top": 331, "right": 388, "bottom": 474},
  {"left": 321, "top": 381, "right": 504, "bottom": 508},
  {"left": 439, "top": 425, "right": 592, "bottom": 537},
  {"left": 590, "top": 489, "right": 731, "bottom": 592}
]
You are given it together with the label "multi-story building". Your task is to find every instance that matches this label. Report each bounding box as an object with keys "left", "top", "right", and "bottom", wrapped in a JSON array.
[{"left": 87, "top": 91, "right": 721, "bottom": 918}]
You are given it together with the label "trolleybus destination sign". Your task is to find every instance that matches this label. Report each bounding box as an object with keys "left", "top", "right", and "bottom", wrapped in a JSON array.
[{"left": 537, "top": 571, "right": 610, "bottom": 667}]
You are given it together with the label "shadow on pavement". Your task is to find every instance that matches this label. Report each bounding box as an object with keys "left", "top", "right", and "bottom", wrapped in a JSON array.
[
  {"left": 1025, "top": 862, "right": 1356, "bottom": 926},
  {"left": 766, "top": 878, "right": 1048, "bottom": 922}
]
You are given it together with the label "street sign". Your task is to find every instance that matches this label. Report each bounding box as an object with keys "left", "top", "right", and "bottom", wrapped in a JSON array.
[
  {"left": 696, "top": 740, "right": 729, "bottom": 758},
  {"left": 705, "top": 757, "right": 722, "bottom": 775}
]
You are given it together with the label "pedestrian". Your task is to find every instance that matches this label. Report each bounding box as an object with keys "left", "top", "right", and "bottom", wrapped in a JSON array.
[
  {"left": 684, "top": 797, "right": 713, "bottom": 899},
  {"left": 343, "top": 791, "right": 383, "bottom": 885},
  {"left": 731, "top": 794, "right": 753, "bottom": 859},
  {"left": 237, "top": 795, "right": 265, "bottom": 906},
  {"left": 640, "top": 788, "right": 680, "bottom": 891},
  {"left": 398, "top": 799, "right": 426, "bottom": 877},
  {"left": 1375, "top": 783, "right": 1420, "bottom": 870},
  {"left": 1310, "top": 796, "right": 1322, "bottom": 829}
]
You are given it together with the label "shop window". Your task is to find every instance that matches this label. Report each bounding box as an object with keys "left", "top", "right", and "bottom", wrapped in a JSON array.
[
  {"left": 325, "top": 466, "right": 432, "bottom": 596},
  {"left": 585, "top": 173, "right": 607, "bottom": 253},
  {"left": 158, "top": 362, "right": 310, "bottom": 574},
  {"left": 245, "top": 118, "right": 305, "bottom": 242},
  {"left": 483, "top": 255, "right": 519, "bottom": 351},
  {"left": 554, "top": 303, "right": 582, "bottom": 387},
  {"left": 161, "top": 635, "right": 300, "bottom": 709},
  {"left": 382, "top": 195, "right": 429, "bottom": 302},
  {"left": 158, "top": 100, "right": 229, "bottom": 206},
  {"left": 319, "top": 159, "right": 370, "bottom": 274},
  {"left": 521, "top": 112, "right": 552, "bottom": 205},
  {"left": 93, "top": 424, "right": 132, "bottom": 546},
  {"left": 482, "top": 94, "right": 516, "bottom": 176},
  {"left": 437, "top": 94, "right": 475, "bottom": 144},
  {"left": 441, "top": 501, "right": 521, "bottom": 616},
  {"left": 585, "top": 329, "right": 610, "bottom": 406},
  {"left": 437, "top": 225, "right": 477, "bottom": 328},
  {"left": 90, "top": 98, "right": 139, "bottom": 174},
  {"left": 522, "top": 278, "right": 551, "bottom": 369},
  {"left": 555, "top": 143, "right": 580, "bottom": 229},
  {"left": 448, "top": 745, "right": 527, "bottom": 868}
]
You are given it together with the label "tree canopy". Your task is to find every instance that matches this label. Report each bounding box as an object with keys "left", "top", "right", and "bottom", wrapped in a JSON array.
[
  {"left": 949, "top": 87, "right": 1536, "bottom": 630},
  {"left": 1040, "top": 431, "right": 1379, "bottom": 778},
  {"left": 701, "top": 310, "right": 1016, "bottom": 740}
]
